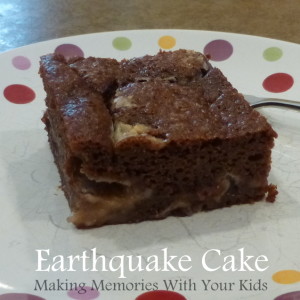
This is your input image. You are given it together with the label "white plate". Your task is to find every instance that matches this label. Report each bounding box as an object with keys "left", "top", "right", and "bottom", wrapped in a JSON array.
[{"left": 0, "top": 30, "right": 299, "bottom": 300}]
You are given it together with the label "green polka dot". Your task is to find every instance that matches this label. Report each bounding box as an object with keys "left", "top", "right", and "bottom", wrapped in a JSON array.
[
  {"left": 112, "top": 37, "right": 132, "bottom": 50},
  {"left": 263, "top": 47, "right": 283, "bottom": 61}
]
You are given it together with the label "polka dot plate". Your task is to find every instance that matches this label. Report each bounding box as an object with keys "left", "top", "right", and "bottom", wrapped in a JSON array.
[{"left": 0, "top": 30, "right": 299, "bottom": 300}]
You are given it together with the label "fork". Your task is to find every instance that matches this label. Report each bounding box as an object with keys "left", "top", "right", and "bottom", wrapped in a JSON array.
[{"left": 244, "top": 94, "right": 300, "bottom": 110}]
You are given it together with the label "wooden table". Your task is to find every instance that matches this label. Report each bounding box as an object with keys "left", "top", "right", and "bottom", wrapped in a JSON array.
[{"left": 0, "top": 0, "right": 299, "bottom": 53}]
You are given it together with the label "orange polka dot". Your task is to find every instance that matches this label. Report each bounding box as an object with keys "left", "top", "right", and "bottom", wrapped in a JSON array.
[
  {"left": 158, "top": 36, "right": 176, "bottom": 49},
  {"left": 272, "top": 270, "right": 300, "bottom": 284}
]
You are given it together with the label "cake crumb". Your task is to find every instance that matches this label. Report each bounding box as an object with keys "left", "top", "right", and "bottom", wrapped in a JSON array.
[{"left": 266, "top": 184, "right": 278, "bottom": 203}]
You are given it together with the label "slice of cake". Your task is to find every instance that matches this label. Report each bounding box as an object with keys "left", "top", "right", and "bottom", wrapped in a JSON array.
[{"left": 40, "top": 50, "right": 277, "bottom": 228}]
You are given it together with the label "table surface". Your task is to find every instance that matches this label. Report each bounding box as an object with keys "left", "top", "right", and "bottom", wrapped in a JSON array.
[{"left": 0, "top": 0, "right": 299, "bottom": 53}]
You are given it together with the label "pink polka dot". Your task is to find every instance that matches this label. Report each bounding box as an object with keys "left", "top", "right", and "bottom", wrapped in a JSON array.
[
  {"left": 12, "top": 56, "right": 31, "bottom": 70},
  {"left": 67, "top": 286, "right": 100, "bottom": 300},
  {"left": 136, "top": 290, "right": 187, "bottom": 300},
  {"left": 263, "top": 73, "right": 294, "bottom": 93},
  {"left": 0, "top": 293, "right": 45, "bottom": 300},
  {"left": 3, "top": 84, "right": 35, "bottom": 104},
  {"left": 55, "top": 44, "right": 84, "bottom": 59},
  {"left": 204, "top": 39, "right": 233, "bottom": 61},
  {"left": 274, "top": 290, "right": 300, "bottom": 300}
]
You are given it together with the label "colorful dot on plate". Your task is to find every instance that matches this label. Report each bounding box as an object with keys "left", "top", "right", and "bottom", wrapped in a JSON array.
[
  {"left": 272, "top": 270, "right": 300, "bottom": 284},
  {"left": 203, "top": 39, "right": 233, "bottom": 61},
  {"left": 158, "top": 35, "right": 176, "bottom": 49},
  {"left": 67, "top": 286, "right": 100, "bottom": 300},
  {"left": 136, "top": 290, "right": 187, "bottom": 300},
  {"left": 12, "top": 55, "right": 31, "bottom": 70},
  {"left": 55, "top": 44, "right": 84, "bottom": 59},
  {"left": 274, "top": 290, "right": 300, "bottom": 300},
  {"left": 3, "top": 84, "right": 36, "bottom": 104},
  {"left": 263, "top": 73, "right": 294, "bottom": 93},
  {"left": 263, "top": 47, "right": 283, "bottom": 61},
  {"left": 0, "top": 293, "right": 45, "bottom": 300},
  {"left": 112, "top": 37, "right": 132, "bottom": 50}
]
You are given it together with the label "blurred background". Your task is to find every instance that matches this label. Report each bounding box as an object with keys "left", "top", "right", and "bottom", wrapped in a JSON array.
[{"left": 0, "top": 0, "right": 299, "bottom": 53}]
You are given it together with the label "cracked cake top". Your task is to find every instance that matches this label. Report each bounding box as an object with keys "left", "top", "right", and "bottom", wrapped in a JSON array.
[{"left": 40, "top": 49, "right": 277, "bottom": 154}]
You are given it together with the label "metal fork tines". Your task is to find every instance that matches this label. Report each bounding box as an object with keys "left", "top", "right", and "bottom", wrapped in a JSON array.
[{"left": 243, "top": 94, "right": 300, "bottom": 110}]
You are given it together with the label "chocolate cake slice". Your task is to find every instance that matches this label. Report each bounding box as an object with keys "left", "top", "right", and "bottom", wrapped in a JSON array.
[{"left": 40, "top": 50, "right": 277, "bottom": 228}]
